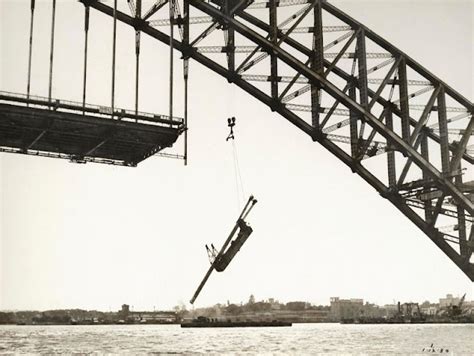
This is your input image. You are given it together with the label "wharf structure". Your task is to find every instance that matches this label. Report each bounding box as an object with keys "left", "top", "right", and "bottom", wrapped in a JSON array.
[
  {"left": 118, "top": 304, "right": 177, "bottom": 324},
  {"left": 329, "top": 294, "right": 474, "bottom": 322}
]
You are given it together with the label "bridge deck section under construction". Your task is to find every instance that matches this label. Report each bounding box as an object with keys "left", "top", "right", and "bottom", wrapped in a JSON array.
[{"left": 0, "top": 92, "right": 184, "bottom": 166}]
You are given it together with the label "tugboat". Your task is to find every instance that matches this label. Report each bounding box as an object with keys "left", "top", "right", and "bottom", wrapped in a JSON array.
[{"left": 181, "top": 316, "right": 292, "bottom": 328}]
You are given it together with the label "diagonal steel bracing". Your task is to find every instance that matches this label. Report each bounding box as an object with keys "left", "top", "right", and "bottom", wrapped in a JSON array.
[{"left": 77, "top": 0, "right": 473, "bottom": 280}]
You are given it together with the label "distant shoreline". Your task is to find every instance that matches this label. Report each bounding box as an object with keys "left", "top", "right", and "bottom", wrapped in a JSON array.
[{"left": 5, "top": 320, "right": 474, "bottom": 326}]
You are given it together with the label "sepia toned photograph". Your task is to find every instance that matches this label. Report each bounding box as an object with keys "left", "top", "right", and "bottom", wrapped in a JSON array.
[{"left": 0, "top": 0, "right": 473, "bottom": 354}]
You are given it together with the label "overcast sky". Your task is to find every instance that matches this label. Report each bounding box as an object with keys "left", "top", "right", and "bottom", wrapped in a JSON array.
[{"left": 0, "top": 0, "right": 473, "bottom": 312}]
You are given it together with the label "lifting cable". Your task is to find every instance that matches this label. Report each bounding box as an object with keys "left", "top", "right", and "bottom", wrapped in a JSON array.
[
  {"left": 111, "top": 0, "right": 117, "bottom": 117},
  {"left": 183, "top": 59, "right": 189, "bottom": 165},
  {"left": 232, "top": 139, "right": 245, "bottom": 207},
  {"left": 48, "top": 0, "right": 57, "bottom": 104},
  {"left": 27, "top": 0, "right": 36, "bottom": 105},
  {"left": 227, "top": 117, "right": 246, "bottom": 210},
  {"left": 82, "top": 5, "right": 90, "bottom": 114},
  {"left": 183, "top": 0, "right": 189, "bottom": 165},
  {"left": 169, "top": 0, "right": 174, "bottom": 127}
]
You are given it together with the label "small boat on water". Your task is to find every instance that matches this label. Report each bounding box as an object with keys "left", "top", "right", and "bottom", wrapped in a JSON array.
[{"left": 181, "top": 316, "right": 291, "bottom": 328}]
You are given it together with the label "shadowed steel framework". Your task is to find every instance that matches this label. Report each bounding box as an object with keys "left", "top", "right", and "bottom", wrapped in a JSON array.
[{"left": 1, "top": 0, "right": 473, "bottom": 280}]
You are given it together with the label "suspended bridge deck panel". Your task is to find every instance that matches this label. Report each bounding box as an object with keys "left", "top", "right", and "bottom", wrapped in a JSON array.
[{"left": 0, "top": 101, "right": 183, "bottom": 167}]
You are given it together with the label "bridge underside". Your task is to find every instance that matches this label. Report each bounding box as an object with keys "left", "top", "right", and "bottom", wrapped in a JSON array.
[
  {"left": 1, "top": 0, "right": 472, "bottom": 280},
  {"left": 0, "top": 102, "right": 182, "bottom": 167},
  {"left": 76, "top": 0, "right": 474, "bottom": 278}
]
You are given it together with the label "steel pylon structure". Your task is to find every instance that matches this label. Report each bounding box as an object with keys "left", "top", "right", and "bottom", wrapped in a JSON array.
[{"left": 1, "top": 0, "right": 472, "bottom": 279}]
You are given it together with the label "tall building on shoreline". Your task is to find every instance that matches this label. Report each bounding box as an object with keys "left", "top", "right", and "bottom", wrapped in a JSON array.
[{"left": 329, "top": 297, "right": 364, "bottom": 320}]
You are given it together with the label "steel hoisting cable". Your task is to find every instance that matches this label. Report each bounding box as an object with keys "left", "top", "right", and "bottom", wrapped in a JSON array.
[
  {"left": 183, "top": 0, "right": 189, "bottom": 165},
  {"left": 111, "top": 0, "right": 117, "bottom": 117},
  {"left": 27, "top": 0, "right": 35, "bottom": 106},
  {"left": 233, "top": 139, "right": 245, "bottom": 200},
  {"left": 48, "top": 0, "right": 56, "bottom": 104},
  {"left": 135, "top": 30, "right": 140, "bottom": 118},
  {"left": 135, "top": 0, "right": 142, "bottom": 118},
  {"left": 231, "top": 138, "right": 246, "bottom": 211},
  {"left": 82, "top": 5, "right": 90, "bottom": 114},
  {"left": 183, "top": 59, "right": 189, "bottom": 165},
  {"left": 231, "top": 145, "right": 241, "bottom": 211},
  {"left": 169, "top": 0, "right": 175, "bottom": 126}
]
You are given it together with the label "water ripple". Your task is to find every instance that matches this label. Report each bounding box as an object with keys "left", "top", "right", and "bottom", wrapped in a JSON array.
[{"left": 0, "top": 323, "right": 472, "bottom": 354}]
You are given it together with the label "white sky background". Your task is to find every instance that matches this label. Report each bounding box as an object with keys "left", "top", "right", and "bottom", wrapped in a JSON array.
[{"left": 0, "top": 0, "right": 473, "bottom": 311}]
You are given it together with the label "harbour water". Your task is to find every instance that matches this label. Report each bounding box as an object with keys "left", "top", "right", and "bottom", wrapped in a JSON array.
[{"left": 0, "top": 323, "right": 472, "bottom": 354}]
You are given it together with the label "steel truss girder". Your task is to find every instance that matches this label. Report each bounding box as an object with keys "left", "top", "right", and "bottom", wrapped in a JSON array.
[
  {"left": 80, "top": 0, "right": 474, "bottom": 280},
  {"left": 190, "top": 0, "right": 472, "bottom": 210},
  {"left": 206, "top": 0, "right": 473, "bottom": 272},
  {"left": 232, "top": 4, "right": 474, "bottom": 166}
]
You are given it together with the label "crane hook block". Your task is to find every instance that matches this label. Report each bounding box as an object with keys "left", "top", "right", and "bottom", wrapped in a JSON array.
[{"left": 226, "top": 116, "right": 236, "bottom": 141}]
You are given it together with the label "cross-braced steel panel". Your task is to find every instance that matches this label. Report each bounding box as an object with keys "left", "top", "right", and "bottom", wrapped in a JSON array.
[
  {"left": 0, "top": 91, "right": 184, "bottom": 166},
  {"left": 62, "top": 0, "right": 474, "bottom": 279}
]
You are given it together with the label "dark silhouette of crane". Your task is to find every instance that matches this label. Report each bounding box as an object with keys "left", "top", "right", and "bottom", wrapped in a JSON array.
[{"left": 190, "top": 195, "right": 257, "bottom": 304}]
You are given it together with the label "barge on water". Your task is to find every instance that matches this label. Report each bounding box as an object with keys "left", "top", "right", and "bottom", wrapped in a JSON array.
[{"left": 181, "top": 316, "right": 292, "bottom": 328}]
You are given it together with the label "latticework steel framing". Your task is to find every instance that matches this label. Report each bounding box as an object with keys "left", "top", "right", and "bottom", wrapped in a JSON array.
[
  {"left": 0, "top": 91, "right": 184, "bottom": 166},
  {"left": 1, "top": 0, "right": 471, "bottom": 278},
  {"left": 75, "top": 0, "right": 473, "bottom": 280}
]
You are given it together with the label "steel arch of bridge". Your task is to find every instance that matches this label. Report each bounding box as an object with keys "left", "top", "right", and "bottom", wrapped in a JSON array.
[{"left": 80, "top": 0, "right": 474, "bottom": 278}]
